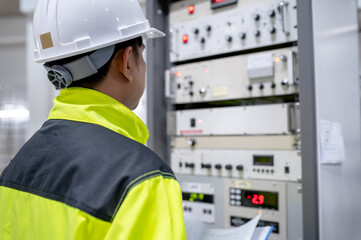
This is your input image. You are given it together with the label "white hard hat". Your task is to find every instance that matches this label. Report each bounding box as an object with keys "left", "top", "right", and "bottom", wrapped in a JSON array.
[{"left": 33, "top": 0, "right": 165, "bottom": 63}]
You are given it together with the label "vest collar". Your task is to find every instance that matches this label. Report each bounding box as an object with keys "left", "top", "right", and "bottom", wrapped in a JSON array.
[{"left": 48, "top": 87, "right": 149, "bottom": 145}]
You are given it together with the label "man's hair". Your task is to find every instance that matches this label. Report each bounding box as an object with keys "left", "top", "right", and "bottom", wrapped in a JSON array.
[{"left": 46, "top": 37, "right": 143, "bottom": 89}]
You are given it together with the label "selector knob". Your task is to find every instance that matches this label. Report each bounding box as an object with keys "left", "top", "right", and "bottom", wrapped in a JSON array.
[
  {"left": 215, "top": 164, "right": 222, "bottom": 170},
  {"left": 189, "top": 91, "right": 194, "bottom": 96},
  {"left": 185, "top": 163, "right": 195, "bottom": 168},
  {"left": 268, "top": 9, "right": 276, "bottom": 17},
  {"left": 259, "top": 84, "right": 264, "bottom": 90},
  {"left": 270, "top": 82, "right": 276, "bottom": 89},
  {"left": 205, "top": 25, "right": 212, "bottom": 31},
  {"left": 225, "top": 165, "right": 233, "bottom": 170},
  {"left": 199, "top": 37, "right": 206, "bottom": 44},
  {"left": 279, "top": 55, "right": 288, "bottom": 61},
  {"left": 239, "top": 32, "right": 247, "bottom": 40},
  {"left": 189, "top": 81, "right": 194, "bottom": 86},
  {"left": 236, "top": 165, "right": 244, "bottom": 171},
  {"left": 193, "top": 28, "right": 199, "bottom": 34},
  {"left": 201, "top": 163, "right": 212, "bottom": 169},
  {"left": 281, "top": 79, "right": 289, "bottom": 86},
  {"left": 253, "top": 30, "right": 261, "bottom": 37},
  {"left": 225, "top": 35, "right": 233, "bottom": 42},
  {"left": 188, "top": 139, "right": 196, "bottom": 147},
  {"left": 252, "top": 13, "right": 260, "bottom": 21},
  {"left": 247, "top": 85, "right": 253, "bottom": 91},
  {"left": 199, "top": 88, "right": 207, "bottom": 96},
  {"left": 268, "top": 26, "right": 276, "bottom": 34}
]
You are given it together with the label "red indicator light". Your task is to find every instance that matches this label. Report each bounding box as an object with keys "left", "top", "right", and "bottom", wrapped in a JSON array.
[
  {"left": 215, "top": 0, "right": 227, "bottom": 2},
  {"left": 182, "top": 35, "right": 189, "bottom": 44},
  {"left": 188, "top": 5, "right": 195, "bottom": 14},
  {"left": 204, "top": 67, "right": 210, "bottom": 73},
  {"left": 247, "top": 195, "right": 251, "bottom": 199},
  {"left": 176, "top": 72, "right": 182, "bottom": 77}
]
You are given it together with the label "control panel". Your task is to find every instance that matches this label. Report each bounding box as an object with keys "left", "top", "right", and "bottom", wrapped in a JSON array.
[
  {"left": 181, "top": 181, "right": 216, "bottom": 224},
  {"left": 168, "top": 103, "right": 300, "bottom": 136},
  {"left": 169, "top": 0, "right": 297, "bottom": 62},
  {"left": 171, "top": 149, "right": 301, "bottom": 182},
  {"left": 166, "top": 47, "right": 298, "bottom": 104},
  {"left": 171, "top": 135, "right": 300, "bottom": 151},
  {"left": 223, "top": 179, "right": 302, "bottom": 240}
]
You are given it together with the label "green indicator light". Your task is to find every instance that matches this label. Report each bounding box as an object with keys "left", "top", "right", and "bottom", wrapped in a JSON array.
[
  {"left": 199, "top": 194, "right": 204, "bottom": 200},
  {"left": 190, "top": 198, "right": 194, "bottom": 202}
]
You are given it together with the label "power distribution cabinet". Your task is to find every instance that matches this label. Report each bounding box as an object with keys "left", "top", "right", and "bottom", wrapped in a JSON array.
[{"left": 165, "top": 0, "right": 302, "bottom": 239}]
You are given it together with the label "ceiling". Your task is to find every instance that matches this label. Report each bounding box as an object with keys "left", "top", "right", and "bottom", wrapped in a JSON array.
[{"left": 0, "top": 0, "right": 20, "bottom": 16}]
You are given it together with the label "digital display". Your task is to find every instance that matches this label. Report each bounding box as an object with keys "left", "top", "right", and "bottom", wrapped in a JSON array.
[
  {"left": 253, "top": 155, "right": 274, "bottom": 166},
  {"left": 183, "top": 192, "right": 214, "bottom": 204},
  {"left": 241, "top": 190, "right": 278, "bottom": 210},
  {"left": 211, "top": 0, "right": 238, "bottom": 9}
]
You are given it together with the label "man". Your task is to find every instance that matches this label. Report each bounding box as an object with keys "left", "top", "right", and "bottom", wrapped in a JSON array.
[{"left": 0, "top": 0, "right": 186, "bottom": 239}]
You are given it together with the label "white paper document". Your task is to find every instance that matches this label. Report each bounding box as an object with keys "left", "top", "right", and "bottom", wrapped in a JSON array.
[
  {"left": 251, "top": 226, "right": 273, "bottom": 240},
  {"left": 184, "top": 213, "right": 272, "bottom": 240},
  {"left": 319, "top": 120, "right": 346, "bottom": 164}
]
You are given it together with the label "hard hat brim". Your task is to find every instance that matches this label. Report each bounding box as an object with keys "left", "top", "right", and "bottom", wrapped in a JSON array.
[{"left": 35, "top": 28, "right": 166, "bottom": 63}]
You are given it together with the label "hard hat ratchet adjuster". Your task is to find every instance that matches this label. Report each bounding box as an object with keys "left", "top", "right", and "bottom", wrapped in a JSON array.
[{"left": 44, "top": 45, "right": 115, "bottom": 89}]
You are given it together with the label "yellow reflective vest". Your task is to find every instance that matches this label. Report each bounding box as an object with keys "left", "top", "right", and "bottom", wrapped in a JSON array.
[{"left": 0, "top": 87, "right": 186, "bottom": 240}]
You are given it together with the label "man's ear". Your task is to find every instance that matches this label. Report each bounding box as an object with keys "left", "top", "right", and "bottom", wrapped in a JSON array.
[{"left": 116, "top": 46, "right": 133, "bottom": 82}]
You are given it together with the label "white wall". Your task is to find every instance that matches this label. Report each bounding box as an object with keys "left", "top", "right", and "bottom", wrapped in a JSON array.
[{"left": 0, "top": 16, "right": 27, "bottom": 173}]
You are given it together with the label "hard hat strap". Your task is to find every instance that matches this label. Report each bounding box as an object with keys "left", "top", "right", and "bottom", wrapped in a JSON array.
[{"left": 44, "top": 45, "right": 115, "bottom": 89}]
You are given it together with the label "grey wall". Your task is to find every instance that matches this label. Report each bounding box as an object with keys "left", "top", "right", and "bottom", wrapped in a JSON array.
[{"left": 311, "top": 0, "right": 361, "bottom": 239}]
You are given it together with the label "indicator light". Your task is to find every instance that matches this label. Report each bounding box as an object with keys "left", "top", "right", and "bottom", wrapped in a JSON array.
[
  {"left": 182, "top": 35, "right": 189, "bottom": 44},
  {"left": 258, "top": 210, "right": 263, "bottom": 214},
  {"left": 176, "top": 72, "right": 182, "bottom": 77},
  {"left": 275, "top": 57, "right": 281, "bottom": 63},
  {"left": 204, "top": 67, "right": 210, "bottom": 73},
  {"left": 188, "top": 5, "right": 195, "bottom": 14}
]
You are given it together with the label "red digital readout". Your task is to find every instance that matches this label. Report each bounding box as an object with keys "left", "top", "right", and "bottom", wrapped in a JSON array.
[
  {"left": 214, "top": 0, "right": 227, "bottom": 3},
  {"left": 247, "top": 194, "right": 265, "bottom": 205}
]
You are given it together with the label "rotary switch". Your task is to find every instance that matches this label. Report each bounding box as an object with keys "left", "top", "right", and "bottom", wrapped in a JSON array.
[
  {"left": 268, "top": 26, "right": 276, "bottom": 34},
  {"left": 268, "top": 9, "right": 276, "bottom": 17},
  {"left": 201, "top": 163, "right": 212, "bottom": 169},
  {"left": 236, "top": 165, "right": 244, "bottom": 171},
  {"left": 199, "top": 88, "right": 207, "bottom": 96},
  {"left": 252, "top": 13, "right": 260, "bottom": 21},
  {"left": 185, "top": 163, "right": 195, "bottom": 169},
  {"left": 239, "top": 32, "right": 247, "bottom": 40},
  {"left": 225, "top": 35, "right": 233, "bottom": 42},
  {"left": 188, "top": 139, "right": 196, "bottom": 147},
  {"left": 225, "top": 165, "right": 233, "bottom": 170}
]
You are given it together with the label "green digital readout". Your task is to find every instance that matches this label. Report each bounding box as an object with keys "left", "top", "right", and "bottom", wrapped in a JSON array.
[
  {"left": 253, "top": 155, "right": 274, "bottom": 166},
  {"left": 182, "top": 192, "right": 214, "bottom": 204}
]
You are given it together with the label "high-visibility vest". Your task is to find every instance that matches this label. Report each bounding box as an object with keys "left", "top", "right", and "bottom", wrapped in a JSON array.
[{"left": 0, "top": 87, "right": 186, "bottom": 240}]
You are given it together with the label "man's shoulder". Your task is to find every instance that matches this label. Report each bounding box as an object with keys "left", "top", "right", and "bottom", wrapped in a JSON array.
[{"left": 0, "top": 119, "right": 175, "bottom": 222}]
